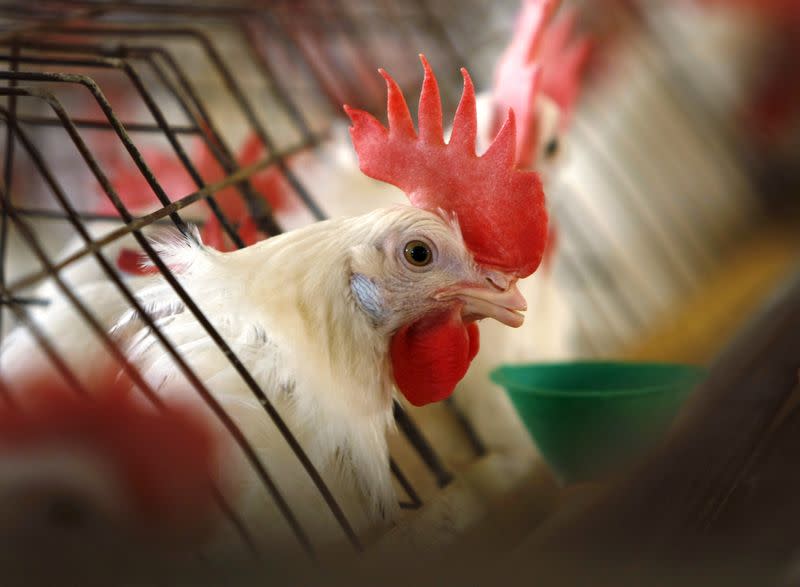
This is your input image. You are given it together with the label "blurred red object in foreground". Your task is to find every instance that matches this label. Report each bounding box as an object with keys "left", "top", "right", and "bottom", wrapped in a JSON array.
[{"left": 0, "top": 375, "right": 222, "bottom": 542}]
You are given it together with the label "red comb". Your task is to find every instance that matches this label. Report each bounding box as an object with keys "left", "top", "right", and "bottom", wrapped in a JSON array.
[
  {"left": 493, "top": 0, "right": 554, "bottom": 167},
  {"left": 345, "top": 55, "right": 547, "bottom": 278},
  {"left": 492, "top": 1, "right": 591, "bottom": 167},
  {"left": 539, "top": 8, "right": 593, "bottom": 127}
]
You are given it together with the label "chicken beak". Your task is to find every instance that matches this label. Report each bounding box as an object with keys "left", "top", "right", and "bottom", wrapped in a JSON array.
[{"left": 435, "top": 280, "right": 527, "bottom": 328}]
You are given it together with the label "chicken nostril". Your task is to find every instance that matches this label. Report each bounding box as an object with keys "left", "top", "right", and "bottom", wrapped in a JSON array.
[{"left": 486, "top": 275, "right": 507, "bottom": 291}]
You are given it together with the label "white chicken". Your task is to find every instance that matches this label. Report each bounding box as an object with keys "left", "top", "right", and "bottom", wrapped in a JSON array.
[
  {"left": 14, "top": 2, "right": 583, "bottom": 488},
  {"left": 265, "top": 0, "right": 590, "bottom": 460},
  {"left": 1, "top": 59, "right": 547, "bottom": 555}
]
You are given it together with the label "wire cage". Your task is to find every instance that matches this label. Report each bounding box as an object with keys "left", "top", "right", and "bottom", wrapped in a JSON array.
[
  {"left": 0, "top": 0, "right": 787, "bottom": 579},
  {"left": 0, "top": 0, "right": 525, "bottom": 565}
]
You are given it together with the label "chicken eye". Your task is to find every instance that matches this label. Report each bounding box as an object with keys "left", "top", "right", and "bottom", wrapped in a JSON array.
[
  {"left": 544, "top": 137, "right": 560, "bottom": 159},
  {"left": 403, "top": 241, "right": 432, "bottom": 267}
]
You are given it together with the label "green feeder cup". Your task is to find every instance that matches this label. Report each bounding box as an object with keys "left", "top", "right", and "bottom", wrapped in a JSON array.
[{"left": 490, "top": 361, "right": 706, "bottom": 483}]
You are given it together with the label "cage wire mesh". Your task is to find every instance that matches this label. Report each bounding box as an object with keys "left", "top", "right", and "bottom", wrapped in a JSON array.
[
  {"left": 0, "top": 0, "right": 777, "bottom": 570},
  {"left": 0, "top": 0, "right": 513, "bottom": 562}
]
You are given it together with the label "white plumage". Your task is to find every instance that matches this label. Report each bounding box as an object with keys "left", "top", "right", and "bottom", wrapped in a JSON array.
[{"left": 3, "top": 203, "right": 530, "bottom": 554}]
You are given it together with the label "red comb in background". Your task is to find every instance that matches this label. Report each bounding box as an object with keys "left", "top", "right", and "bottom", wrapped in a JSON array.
[
  {"left": 0, "top": 376, "right": 221, "bottom": 539},
  {"left": 493, "top": 0, "right": 554, "bottom": 167},
  {"left": 492, "top": 0, "right": 591, "bottom": 167},
  {"left": 539, "top": 8, "right": 593, "bottom": 127},
  {"left": 235, "top": 133, "right": 296, "bottom": 216},
  {"left": 345, "top": 55, "right": 547, "bottom": 278},
  {"left": 104, "top": 133, "right": 297, "bottom": 271},
  {"left": 95, "top": 147, "right": 195, "bottom": 217},
  {"left": 98, "top": 133, "right": 296, "bottom": 224},
  {"left": 196, "top": 132, "right": 296, "bottom": 252}
]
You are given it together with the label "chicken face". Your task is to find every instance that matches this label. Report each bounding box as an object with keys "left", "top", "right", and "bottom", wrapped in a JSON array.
[
  {"left": 344, "top": 58, "right": 547, "bottom": 406},
  {"left": 348, "top": 206, "right": 526, "bottom": 334},
  {"left": 348, "top": 206, "right": 527, "bottom": 406}
]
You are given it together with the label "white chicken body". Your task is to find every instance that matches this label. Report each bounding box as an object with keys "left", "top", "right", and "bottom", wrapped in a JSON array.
[
  {"left": 3, "top": 200, "right": 530, "bottom": 553},
  {"left": 117, "top": 216, "right": 400, "bottom": 522},
  {"left": 6, "top": 218, "right": 395, "bottom": 544}
]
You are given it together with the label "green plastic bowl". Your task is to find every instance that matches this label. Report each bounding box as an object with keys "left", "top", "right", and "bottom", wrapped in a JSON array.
[{"left": 490, "top": 361, "right": 705, "bottom": 483}]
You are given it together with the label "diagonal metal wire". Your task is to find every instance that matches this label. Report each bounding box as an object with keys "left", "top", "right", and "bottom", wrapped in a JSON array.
[
  {"left": 33, "top": 23, "right": 329, "bottom": 221},
  {"left": 2, "top": 148, "right": 303, "bottom": 294}
]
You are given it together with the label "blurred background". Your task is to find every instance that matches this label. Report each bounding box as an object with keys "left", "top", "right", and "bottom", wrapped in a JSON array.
[{"left": 0, "top": 0, "right": 798, "bottom": 584}]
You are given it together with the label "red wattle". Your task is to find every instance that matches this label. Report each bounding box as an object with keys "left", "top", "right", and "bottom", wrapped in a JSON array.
[{"left": 390, "top": 308, "right": 480, "bottom": 407}]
